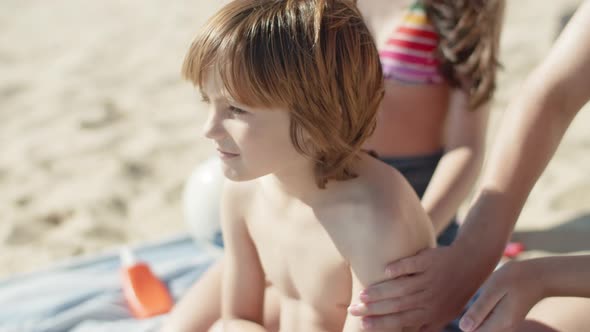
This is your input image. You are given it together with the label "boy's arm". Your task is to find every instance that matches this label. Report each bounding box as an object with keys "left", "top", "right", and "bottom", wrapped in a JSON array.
[
  {"left": 159, "top": 260, "right": 223, "bottom": 332},
  {"left": 344, "top": 172, "right": 436, "bottom": 332},
  {"left": 220, "top": 181, "right": 267, "bottom": 332}
]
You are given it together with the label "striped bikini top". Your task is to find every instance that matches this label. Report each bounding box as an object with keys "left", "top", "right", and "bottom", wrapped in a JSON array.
[{"left": 379, "top": 1, "right": 443, "bottom": 84}]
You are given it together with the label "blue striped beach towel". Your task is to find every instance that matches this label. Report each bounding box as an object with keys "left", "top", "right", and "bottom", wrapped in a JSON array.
[{"left": 0, "top": 234, "right": 217, "bottom": 332}]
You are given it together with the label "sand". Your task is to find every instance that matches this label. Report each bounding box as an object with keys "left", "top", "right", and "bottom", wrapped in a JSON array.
[{"left": 0, "top": 0, "right": 588, "bottom": 278}]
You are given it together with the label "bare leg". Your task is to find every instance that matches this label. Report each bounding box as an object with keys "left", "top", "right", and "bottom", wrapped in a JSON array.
[
  {"left": 161, "top": 258, "right": 281, "bottom": 332},
  {"left": 517, "top": 297, "right": 590, "bottom": 332}
]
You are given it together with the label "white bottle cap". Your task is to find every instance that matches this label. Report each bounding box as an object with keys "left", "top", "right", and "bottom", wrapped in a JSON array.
[{"left": 119, "top": 246, "right": 137, "bottom": 267}]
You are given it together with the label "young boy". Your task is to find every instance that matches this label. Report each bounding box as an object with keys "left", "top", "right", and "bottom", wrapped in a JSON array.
[{"left": 181, "top": 0, "right": 435, "bottom": 331}]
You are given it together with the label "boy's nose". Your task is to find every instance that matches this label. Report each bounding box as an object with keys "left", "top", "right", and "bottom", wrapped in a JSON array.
[{"left": 202, "top": 111, "right": 225, "bottom": 140}]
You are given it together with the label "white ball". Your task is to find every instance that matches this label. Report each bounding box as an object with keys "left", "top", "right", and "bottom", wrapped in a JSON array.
[{"left": 183, "top": 157, "right": 224, "bottom": 253}]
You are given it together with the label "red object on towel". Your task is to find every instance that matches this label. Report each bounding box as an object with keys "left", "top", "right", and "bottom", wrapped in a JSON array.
[
  {"left": 120, "top": 247, "right": 174, "bottom": 318},
  {"left": 503, "top": 242, "right": 525, "bottom": 258}
]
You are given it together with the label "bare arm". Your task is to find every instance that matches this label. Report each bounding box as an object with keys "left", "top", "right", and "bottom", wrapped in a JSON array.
[
  {"left": 159, "top": 260, "right": 223, "bottom": 332},
  {"left": 351, "top": 3, "right": 590, "bottom": 330},
  {"left": 220, "top": 181, "right": 267, "bottom": 332},
  {"left": 459, "top": 254, "right": 590, "bottom": 332},
  {"left": 344, "top": 170, "right": 436, "bottom": 332},
  {"left": 457, "top": 0, "right": 590, "bottom": 280},
  {"left": 451, "top": 4, "right": 590, "bottom": 329},
  {"left": 526, "top": 255, "right": 590, "bottom": 299},
  {"left": 421, "top": 91, "right": 490, "bottom": 235}
]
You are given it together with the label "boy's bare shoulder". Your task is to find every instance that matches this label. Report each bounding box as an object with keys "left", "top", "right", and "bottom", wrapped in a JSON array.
[
  {"left": 323, "top": 155, "right": 435, "bottom": 278},
  {"left": 223, "top": 178, "right": 256, "bottom": 195},
  {"left": 221, "top": 179, "right": 257, "bottom": 212},
  {"left": 364, "top": 155, "right": 434, "bottom": 248}
]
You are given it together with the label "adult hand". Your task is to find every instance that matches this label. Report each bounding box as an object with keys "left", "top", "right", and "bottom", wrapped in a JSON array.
[
  {"left": 348, "top": 245, "right": 487, "bottom": 331},
  {"left": 458, "top": 260, "right": 544, "bottom": 332}
]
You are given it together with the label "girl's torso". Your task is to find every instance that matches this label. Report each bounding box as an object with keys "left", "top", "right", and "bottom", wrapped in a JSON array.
[{"left": 358, "top": 0, "right": 451, "bottom": 157}]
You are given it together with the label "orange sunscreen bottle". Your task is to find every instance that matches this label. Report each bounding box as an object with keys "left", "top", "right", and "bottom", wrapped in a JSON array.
[{"left": 120, "top": 247, "right": 174, "bottom": 318}]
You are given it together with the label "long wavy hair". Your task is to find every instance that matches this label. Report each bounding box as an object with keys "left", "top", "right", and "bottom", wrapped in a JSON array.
[{"left": 424, "top": 0, "right": 505, "bottom": 110}]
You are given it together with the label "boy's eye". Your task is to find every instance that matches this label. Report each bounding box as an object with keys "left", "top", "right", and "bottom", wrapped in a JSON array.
[{"left": 229, "top": 105, "right": 247, "bottom": 115}]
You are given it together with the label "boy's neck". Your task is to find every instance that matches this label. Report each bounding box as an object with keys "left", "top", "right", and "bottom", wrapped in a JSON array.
[{"left": 259, "top": 159, "right": 325, "bottom": 205}]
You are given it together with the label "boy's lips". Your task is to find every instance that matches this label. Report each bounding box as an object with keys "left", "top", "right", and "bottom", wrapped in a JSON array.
[{"left": 216, "top": 148, "right": 239, "bottom": 159}]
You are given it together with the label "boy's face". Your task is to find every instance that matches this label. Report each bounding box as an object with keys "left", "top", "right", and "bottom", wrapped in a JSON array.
[{"left": 201, "top": 74, "right": 307, "bottom": 182}]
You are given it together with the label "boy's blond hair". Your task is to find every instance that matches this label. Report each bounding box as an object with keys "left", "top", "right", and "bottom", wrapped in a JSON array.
[{"left": 182, "top": 0, "right": 384, "bottom": 188}]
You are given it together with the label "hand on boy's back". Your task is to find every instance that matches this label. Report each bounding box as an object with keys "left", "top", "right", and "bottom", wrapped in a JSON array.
[{"left": 348, "top": 245, "right": 481, "bottom": 331}]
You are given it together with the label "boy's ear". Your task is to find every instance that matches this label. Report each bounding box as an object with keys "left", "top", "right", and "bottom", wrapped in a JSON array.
[
  {"left": 300, "top": 130, "right": 313, "bottom": 151},
  {"left": 299, "top": 128, "right": 321, "bottom": 156},
  {"left": 301, "top": 129, "right": 312, "bottom": 142}
]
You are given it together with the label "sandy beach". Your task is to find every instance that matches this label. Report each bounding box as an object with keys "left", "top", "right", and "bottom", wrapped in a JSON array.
[{"left": 0, "top": 0, "right": 588, "bottom": 278}]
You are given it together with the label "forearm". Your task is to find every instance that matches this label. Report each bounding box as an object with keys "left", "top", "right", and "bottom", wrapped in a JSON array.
[
  {"left": 530, "top": 255, "right": 590, "bottom": 298},
  {"left": 454, "top": 189, "right": 524, "bottom": 286},
  {"left": 480, "top": 79, "right": 576, "bottom": 218},
  {"left": 457, "top": 1, "right": 590, "bottom": 267},
  {"left": 455, "top": 71, "right": 580, "bottom": 281},
  {"left": 421, "top": 146, "right": 483, "bottom": 235}
]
